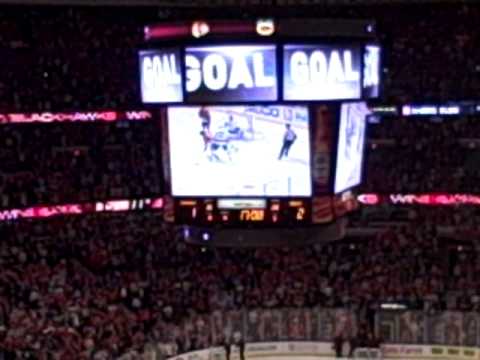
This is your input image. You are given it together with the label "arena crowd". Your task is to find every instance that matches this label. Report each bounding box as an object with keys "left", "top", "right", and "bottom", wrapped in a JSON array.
[
  {"left": 0, "top": 121, "right": 161, "bottom": 210},
  {"left": 0, "top": 207, "right": 476, "bottom": 358},
  {"left": 365, "top": 115, "right": 480, "bottom": 193},
  {"left": 0, "top": 2, "right": 478, "bottom": 359}
]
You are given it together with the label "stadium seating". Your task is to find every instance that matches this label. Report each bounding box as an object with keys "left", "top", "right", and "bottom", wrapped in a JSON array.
[{"left": 363, "top": 116, "right": 480, "bottom": 193}]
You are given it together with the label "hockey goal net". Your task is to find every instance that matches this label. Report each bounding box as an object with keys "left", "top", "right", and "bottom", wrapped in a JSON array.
[{"left": 212, "top": 109, "right": 257, "bottom": 141}]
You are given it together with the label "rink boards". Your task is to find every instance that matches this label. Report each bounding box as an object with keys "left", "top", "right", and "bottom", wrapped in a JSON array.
[{"left": 164, "top": 342, "right": 479, "bottom": 360}]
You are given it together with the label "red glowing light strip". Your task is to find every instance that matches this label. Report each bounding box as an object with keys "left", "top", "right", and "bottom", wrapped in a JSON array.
[
  {"left": 209, "top": 21, "right": 255, "bottom": 34},
  {"left": 144, "top": 20, "right": 255, "bottom": 41},
  {"left": 0, "top": 197, "right": 164, "bottom": 222},
  {"left": 0, "top": 110, "right": 152, "bottom": 124},
  {"left": 358, "top": 193, "right": 480, "bottom": 206},
  {"left": 144, "top": 23, "right": 191, "bottom": 41}
]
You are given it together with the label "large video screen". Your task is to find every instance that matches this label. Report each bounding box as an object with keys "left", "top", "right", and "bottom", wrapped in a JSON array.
[
  {"left": 168, "top": 105, "right": 312, "bottom": 197},
  {"left": 334, "top": 102, "right": 370, "bottom": 194},
  {"left": 283, "top": 44, "right": 361, "bottom": 101},
  {"left": 185, "top": 45, "right": 278, "bottom": 103},
  {"left": 362, "top": 45, "right": 381, "bottom": 98},
  {"left": 139, "top": 49, "right": 183, "bottom": 103}
]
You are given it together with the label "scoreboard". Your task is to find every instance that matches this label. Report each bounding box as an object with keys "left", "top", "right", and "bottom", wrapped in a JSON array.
[
  {"left": 143, "top": 19, "right": 380, "bottom": 231},
  {"left": 159, "top": 102, "right": 370, "bottom": 228},
  {"left": 175, "top": 198, "right": 309, "bottom": 227}
]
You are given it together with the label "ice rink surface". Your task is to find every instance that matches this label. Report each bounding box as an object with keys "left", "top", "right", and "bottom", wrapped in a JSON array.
[{"left": 168, "top": 107, "right": 312, "bottom": 197}]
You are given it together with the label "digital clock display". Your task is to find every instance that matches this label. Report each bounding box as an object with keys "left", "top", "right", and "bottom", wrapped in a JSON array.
[{"left": 239, "top": 209, "right": 265, "bottom": 222}]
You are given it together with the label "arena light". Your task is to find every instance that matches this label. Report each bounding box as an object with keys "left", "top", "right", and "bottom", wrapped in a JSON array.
[
  {"left": 191, "top": 21, "right": 210, "bottom": 38},
  {"left": 256, "top": 18, "right": 275, "bottom": 36}
]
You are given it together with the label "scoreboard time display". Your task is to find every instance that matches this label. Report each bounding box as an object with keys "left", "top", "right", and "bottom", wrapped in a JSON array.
[{"left": 140, "top": 43, "right": 380, "bottom": 104}]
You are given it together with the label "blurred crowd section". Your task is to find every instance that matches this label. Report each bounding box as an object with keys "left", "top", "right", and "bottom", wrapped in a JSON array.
[
  {"left": 365, "top": 115, "right": 480, "bottom": 193},
  {"left": 0, "top": 121, "right": 161, "bottom": 209},
  {"left": 0, "top": 207, "right": 476, "bottom": 358}
]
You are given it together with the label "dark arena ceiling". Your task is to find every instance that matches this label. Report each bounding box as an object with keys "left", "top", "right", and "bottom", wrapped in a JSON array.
[{"left": 0, "top": 0, "right": 471, "bottom": 5}]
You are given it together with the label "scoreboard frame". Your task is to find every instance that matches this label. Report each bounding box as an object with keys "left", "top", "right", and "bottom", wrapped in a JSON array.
[
  {"left": 146, "top": 19, "right": 380, "bottom": 228},
  {"left": 158, "top": 103, "right": 362, "bottom": 228}
]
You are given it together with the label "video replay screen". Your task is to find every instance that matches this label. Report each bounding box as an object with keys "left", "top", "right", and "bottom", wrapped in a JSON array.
[
  {"left": 334, "top": 102, "right": 370, "bottom": 194},
  {"left": 168, "top": 105, "right": 312, "bottom": 197}
]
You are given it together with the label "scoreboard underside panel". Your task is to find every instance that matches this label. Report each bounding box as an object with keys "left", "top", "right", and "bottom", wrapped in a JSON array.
[{"left": 183, "top": 217, "right": 347, "bottom": 248}]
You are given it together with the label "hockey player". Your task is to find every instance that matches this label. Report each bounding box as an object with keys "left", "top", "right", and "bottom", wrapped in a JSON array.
[
  {"left": 198, "top": 107, "right": 212, "bottom": 151},
  {"left": 200, "top": 127, "right": 212, "bottom": 152},
  {"left": 224, "top": 114, "right": 243, "bottom": 138},
  {"left": 208, "top": 130, "right": 233, "bottom": 162},
  {"left": 199, "top": 106, "right": 211, "bottom": 131},
  {"left": 232, "top": 331, "right": 245, "bottom": 360}
]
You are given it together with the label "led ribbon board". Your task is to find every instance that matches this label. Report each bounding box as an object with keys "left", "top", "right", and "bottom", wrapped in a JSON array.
[{"left": 139, "top": 44, "right": 380, "bottom": 103}]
